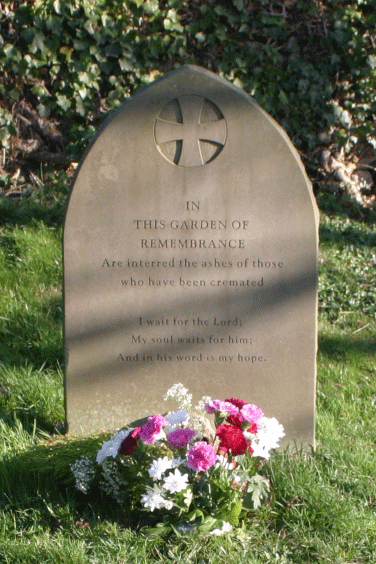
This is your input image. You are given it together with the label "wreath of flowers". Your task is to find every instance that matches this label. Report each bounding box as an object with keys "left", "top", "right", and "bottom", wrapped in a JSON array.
[{"left": 71, "top": 384, "right": 284, "bottom": 535}]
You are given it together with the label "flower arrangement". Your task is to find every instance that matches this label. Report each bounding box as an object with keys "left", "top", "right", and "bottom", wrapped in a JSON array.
[{"left": 71, "top": 384, "right": 285, "bottom": 535}]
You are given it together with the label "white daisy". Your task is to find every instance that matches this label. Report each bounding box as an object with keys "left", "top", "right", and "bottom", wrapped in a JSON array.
[
  {"left": 141, "top": 489, "right": 167, "bottom": 512},
  {"left": 210, "top": 521, "right": 233, "bottom": 536},
  {"left": 148, "top": 456, "right": 173, "bottom": 481},
  {"left": 162, "top": 469, "right": 189, "bottom": 493},
  {"left": 252, "top": 417, "right": 285, "bottom": 459},
  {"left": 170, "top": 457, "right": 184, "bottom": 468}
]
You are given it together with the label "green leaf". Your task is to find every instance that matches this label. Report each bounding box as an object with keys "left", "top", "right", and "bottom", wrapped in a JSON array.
[
  {"left": 73, "top": 40, "right": 89, "bottom": 51},
  {"left": 243, "top": 475, "right": 270, "bottom": 510},
  {"left": 32, "top": 84, "right": 49, "bottom": 98},
  {"left": 30, "top": 32, "right": 46, "bottom": 53},
  {"left": 0, "top": 128, "right": 11, "bottom": 148},
  {"left": 37, "top": 103, "right": 50, "bottom": 117},
  {"left": 119, "top": 58, "right": 133, "bottom": 72},
  {"left": 197, "top": 516, "right": 218, "bottom": 534},
  {"left": 53, "top": 0, "right": 61, "bottom": 14},
  {"left": 9, "top": 89, "right": 20, "bottom": 101},
  {"left": 144, "top": 522, "right": 170, "bottom": 537},
  {"left": 143, "top": 0, "right": 160, "bottom": 15},
  {"left": 279, "top": 89, "right": 289, "bottom": 105},
  {"left": 8, "top": 122, "right": 18, "bottom": 137},
  {"left": 56, "top": 94, "right": 72, "bottom": 111},
  {"left": 105, "top": 42, "right": 121, "bottom": 57},
  {"left": 223, "top": 499, "right": 242, "bottom": 526},
  {"left": 20, "top": 28, "right": 35, "bottom": 43}
]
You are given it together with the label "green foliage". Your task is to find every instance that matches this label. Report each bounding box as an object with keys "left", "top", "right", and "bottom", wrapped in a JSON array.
[
  {"left": 319, "top": 215, "right": 376, "bottom": 320},
  {"left": 1, "top": 0, "right": 375, "bottom": 164},
  {"left": 0, "top": 222, "right": 63, "bottom": 370}
]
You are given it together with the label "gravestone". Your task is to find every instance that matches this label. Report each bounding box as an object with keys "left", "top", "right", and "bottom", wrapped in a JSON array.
[{"left": 64, "top": 66, "right": 318, "bottom": 446}]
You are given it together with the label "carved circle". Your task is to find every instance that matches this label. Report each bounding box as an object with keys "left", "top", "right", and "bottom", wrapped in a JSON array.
[{"left": 154, "top": 95, "right": 227, "bottom": 167}]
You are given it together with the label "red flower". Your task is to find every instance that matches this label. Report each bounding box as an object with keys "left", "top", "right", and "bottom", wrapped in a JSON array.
[
  {"left": 216, "top": 423, "right": 252, "bottom": 455},
  {"left": 226, "top": 413, "right": 242, "bottom": 428},
  {"left": 225, "top": 398, "right": 246, "bottom": 410},
  {"left": 224, "top": 398, "right": 246, "bottom": 427},
  {"left": 248, "top": 423, "right": 258, "bottom": 434},
  {"left": 118, "top": 427, "right": 142, "bottom": 455}
]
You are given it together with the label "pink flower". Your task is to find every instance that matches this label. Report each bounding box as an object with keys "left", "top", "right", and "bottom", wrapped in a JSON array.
[
  {"left": 140, "top": 415, "right": 169, "bottom": 444},
  {"left": 167, "top": 428, "right": 195, "bottom": 449},
  {"left": 240, "top": 404, "right": 264, "bottom": 425},
  {"left": 204, "top": 400, "right": 239, "bottom": 417},
  {"left": 186, "top": 442, "right": 217, "bottom": 472}
]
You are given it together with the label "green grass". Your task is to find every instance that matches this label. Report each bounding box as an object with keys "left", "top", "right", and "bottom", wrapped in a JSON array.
[{"left": 0, "top": 184, "right": 375, "bottom": 563}]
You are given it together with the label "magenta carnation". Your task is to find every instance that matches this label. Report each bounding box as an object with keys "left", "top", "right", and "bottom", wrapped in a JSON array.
[
  {"left": 240, "top": 403, "right": 264, "bottom": 425},
  {"left": 140, "top": 414, "right": 169, "bottom": 444},
  {"left": 167, "top": 428, "right": 195, "bottom": 449},
  {"left": 204, "top": 400, "right": 239, "bottom": 417},
  {"left": 186, "top": 441, "right": 217, "bottom": 472}
]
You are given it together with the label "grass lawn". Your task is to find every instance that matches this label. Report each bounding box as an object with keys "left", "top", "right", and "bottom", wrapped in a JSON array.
[{"left": 0, "top": 176, "right": 375, "bottom": 563}]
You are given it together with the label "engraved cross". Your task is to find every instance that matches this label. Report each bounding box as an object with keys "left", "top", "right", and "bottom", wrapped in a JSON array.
[{"left": 155, "top": 95, "right": 227, "bottom": 167}]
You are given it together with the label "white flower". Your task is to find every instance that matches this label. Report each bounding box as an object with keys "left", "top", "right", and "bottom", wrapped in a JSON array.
[
  {"left": 141, "top": 489, "right": 167, "bottom": 512},
  {"left": 162, "top": 469, "right": 189, "bottom": 494},
  {"left": 210, "top": 521, "right": 233, "bottom": 536},
  {"left": 252, "top": 417, "right": 285, "bottom": 460},
  {"left": 100, "top": 458, "right": 127, "bottom": 504},
  {"left": 70, "top": 456, "right": 95, "bottom": 493},
  {"left": 165, "top": 410, "right": 190, "bottom": 434},
  {"left": 166, "top": 410, "right": 189, "bottom": 426},
  {"left": 164, "top": 383, "right": 192, "bottom": 411},
  {"left": 195, "top": 396, "right": 212, "bottom": 412},
  {"left": 164, "top": 500, "right": 174, "bottom": 510},
  {"left": 148, "top": 456, "right": 173, "bottom": 481},
  {"left": 96, "top": 429, "right": 131, "bottom": 464},
  {"left": 171, "top": 456, "right": 184, "bottom": 468},
  {"left": 215, "top": 454, "right": 233, "bottom": 471}
]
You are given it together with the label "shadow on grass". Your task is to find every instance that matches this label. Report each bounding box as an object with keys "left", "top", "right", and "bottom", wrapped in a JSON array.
[
  {"left": 0, "top": 294, "right": 63, "bottom": 371},
  {"left": 319, "top": 334, "right": 376, "bottom": 360},
  {"left": 320, "top": 221, "right": 376, "bottom": 248},
  {"left": 0, "top": 431, "right": 159, "bottom": 531},
  {"left": 315, "top": 189, "right": 376, "bottom": 226},
  {"left": 0, "top": 162, "right": 72, "bottom": 228},
  {"left": 0, "top": 433, "right": 103, "bottom": 502},
  {"left": 0, "top": 197, "right": 68, "bottom": 229}
]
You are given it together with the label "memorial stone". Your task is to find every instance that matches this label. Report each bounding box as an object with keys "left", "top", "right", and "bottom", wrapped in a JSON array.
[{"left": 64, "top": 66, "right": 319, "bottom": 446}]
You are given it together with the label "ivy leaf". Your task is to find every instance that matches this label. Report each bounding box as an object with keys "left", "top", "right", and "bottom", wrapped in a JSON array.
[
  {"left": 279, "top": 89, "right": 289, "bottom": 105},
  {"left": 53, "top": 0, "right": 61, "bottom": 14},
  {"left": 119, "top": 58, "right": 133, "bottom": 72},
  {"left": 57, "top": 94, "right": 72, "bottom": 111},
  {"left": 0, "top": 128, "right": 11, "bottom": 148},
  {"left": 32, "top": 84, "right": 49, "bottom": 98},
  {"left": 30, "top": 32, "right": 46, "bottom": 53}
]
